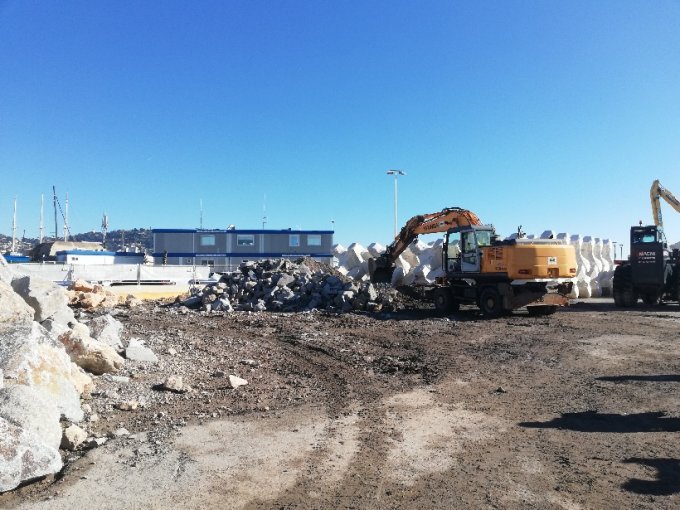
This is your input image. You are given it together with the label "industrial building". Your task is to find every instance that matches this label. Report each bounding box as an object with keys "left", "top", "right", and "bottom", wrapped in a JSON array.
[{"left": 152, "top": 228, "right": 334, "bottom": 271}]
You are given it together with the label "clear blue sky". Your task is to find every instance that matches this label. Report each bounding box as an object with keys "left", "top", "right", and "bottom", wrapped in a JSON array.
[{"left": 2, "top": 1, "right": 679, "bottom": 253}]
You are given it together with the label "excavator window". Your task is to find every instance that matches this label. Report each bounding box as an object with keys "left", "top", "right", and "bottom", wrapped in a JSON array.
[
  {"left": 462, "top": 231, "right": 476, "bottom": 253},
  {"left": 476, "top": 231, "right": 492, "bottom": 247}
]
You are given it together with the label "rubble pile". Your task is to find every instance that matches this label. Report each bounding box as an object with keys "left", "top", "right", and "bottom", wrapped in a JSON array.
[
  {"left": 181, "top": 258, "right": 399, "bottom": 313},
  {"left": 67, "top": 279, "right": 141, "bottom": 310}
]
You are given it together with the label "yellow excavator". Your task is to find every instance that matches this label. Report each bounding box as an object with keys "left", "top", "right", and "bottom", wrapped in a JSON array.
[
  {"left": 368, "top": 207, "right": 577, "bottom": 317},
  {"left": 613, "top": 180, "right": 680, "bottom": 306}
]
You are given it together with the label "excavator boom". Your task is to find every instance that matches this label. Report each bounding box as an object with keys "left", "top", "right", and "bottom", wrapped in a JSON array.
[
  {"left": 369, "top": 207, "right": 482, "bottom": 283},
  {"left": 650, "top": 179, "right": 680, "bottom": 228}
]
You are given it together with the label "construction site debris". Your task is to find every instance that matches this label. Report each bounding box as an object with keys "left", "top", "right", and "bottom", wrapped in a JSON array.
[
  {"left": 66, "top": 280, "right": 141, "bottom": 311},
  {"left": 125, "top": 338, "right": 159, "bottom": 363},
  {"left": 180, "top": 258, "right": 399, "bottom": 313}
]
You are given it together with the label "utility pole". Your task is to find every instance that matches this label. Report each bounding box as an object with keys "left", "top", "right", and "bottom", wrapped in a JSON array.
[{"left": 386, "top": 170, "right": 406, "bottom": 238}]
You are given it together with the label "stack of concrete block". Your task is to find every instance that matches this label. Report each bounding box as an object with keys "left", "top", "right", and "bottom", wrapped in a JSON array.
[{"left": 333, "top": 229, "right": 615, "bottom": 299}]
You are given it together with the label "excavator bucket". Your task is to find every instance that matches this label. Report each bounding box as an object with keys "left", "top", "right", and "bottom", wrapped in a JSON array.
[{"left": 368, "top": 257, "right": 395, "bottom": 284}]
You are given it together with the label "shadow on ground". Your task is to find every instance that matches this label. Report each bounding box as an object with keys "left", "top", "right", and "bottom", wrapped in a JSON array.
[
  {"left": 597, "top": 375, "right": 680, "bottom": 383},
  {"left": 519, "top": 411, "right": 680, "bottom": 433},
  {"left": 623, "top": 458, "right": 680, "bottom": 495}
]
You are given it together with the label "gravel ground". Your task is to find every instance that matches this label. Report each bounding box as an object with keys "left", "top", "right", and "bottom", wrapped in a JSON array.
[{"left": 3, "top": 298, "right": 679, "bottom": 509}]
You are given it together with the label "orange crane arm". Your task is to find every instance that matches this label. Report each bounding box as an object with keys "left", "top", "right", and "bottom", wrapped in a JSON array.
[{"left": 383, "top": 207, "right": 482, "bottom": 263}]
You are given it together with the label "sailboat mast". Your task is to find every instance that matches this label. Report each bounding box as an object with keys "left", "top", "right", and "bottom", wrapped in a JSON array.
[
  {"left": 39, "top": 194, "right": 44, "bottom": 244},
  {"left": 64, "top": 193, "right": 70, "bottom": 242},
  {"left": 52, "top": 186, "right": 58, "bottom": 239},
  {"left": 10, "top": 197, "right": 17, "bottom": 253}
]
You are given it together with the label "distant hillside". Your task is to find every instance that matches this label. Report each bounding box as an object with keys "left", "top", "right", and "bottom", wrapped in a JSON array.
[{"left": 0, "top": 228, "right": 153, "bottom": 254}]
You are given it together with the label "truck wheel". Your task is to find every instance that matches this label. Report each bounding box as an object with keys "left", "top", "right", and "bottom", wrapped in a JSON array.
[
  {"left": 479, "top": 287, "right": 503, "bottom": 318},
  {"left": 613, "top": 264, "right": 637, "bottom": 307},
  {"left": 433, "top": 288, "right": 459, "bottom": 313},
  {"left": 641, "top": 293, "right": 658, "bottom": 305}
]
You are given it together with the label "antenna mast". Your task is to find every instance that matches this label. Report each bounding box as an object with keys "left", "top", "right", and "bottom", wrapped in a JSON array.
[
  {"left": 200, "top": 199, "right": 203, "bottom": 229},
  {"left": 39, "top": 194, "right": 44, "bottom": 244},
  {"left": 262, "top": 194, "right": 267, "bottom": 229},
  {"left": 101, "top": 213, "right": 109, "bottom": 245}
]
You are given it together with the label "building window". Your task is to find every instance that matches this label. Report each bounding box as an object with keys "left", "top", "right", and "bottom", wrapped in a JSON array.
[
  {"left": 237, "top": 234, "right": 255, "bottom": 246},
  {"left": 200, "top": 235, "right": 215, "bottom": 246},
  {"left": 201, "top": 260, "right": 215, "bottom": 267},
  {"left": 307, "top": 234, "right": 321, "bottom": 246},
  {"left": 289, "top": 234, "right": 300, "bottom": 247}
]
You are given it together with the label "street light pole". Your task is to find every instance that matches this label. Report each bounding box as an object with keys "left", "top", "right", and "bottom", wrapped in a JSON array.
[{"left": 386, "top": 170, "right": 406, "bottom": 238}]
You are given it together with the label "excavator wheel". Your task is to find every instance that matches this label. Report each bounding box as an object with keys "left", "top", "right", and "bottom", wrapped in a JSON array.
[
  {"left": 613, "top": 264, "right": 637, "bottom": 307},
  {"left": 478, "top": 287, "right": 504, "bottom": 318},
  {"left": 433, "top": 288, "right": 459, "bottom": 313}
]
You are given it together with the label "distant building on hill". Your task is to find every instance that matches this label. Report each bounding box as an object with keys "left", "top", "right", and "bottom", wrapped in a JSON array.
[
  {"left": 29, "top": 241, "right": 106, "bottom": 261},
  {"left": 152, "top": 228, "right": 334, "bottom": 271}
]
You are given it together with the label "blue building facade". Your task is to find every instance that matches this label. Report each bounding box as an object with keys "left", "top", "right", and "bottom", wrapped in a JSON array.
[{"left": 152, "top": 228, "right": 334, "bottom": 271}]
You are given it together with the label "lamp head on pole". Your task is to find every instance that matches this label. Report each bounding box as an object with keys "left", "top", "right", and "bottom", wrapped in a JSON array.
[{"left": 386, "top": 170, "right": 406, "bottom": 176}]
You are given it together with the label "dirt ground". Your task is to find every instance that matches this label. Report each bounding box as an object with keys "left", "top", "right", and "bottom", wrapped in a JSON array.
[{"left": 3, "top": 298, "right": 680, "bottom": 509}]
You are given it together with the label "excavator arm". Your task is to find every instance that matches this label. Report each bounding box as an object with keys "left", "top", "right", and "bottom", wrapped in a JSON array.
[
  {"left": 650, "top": 180, "right": 680, "bottom": 228},
  {"left": 369, "top": 207, "right": 482, "bottom": 283}
]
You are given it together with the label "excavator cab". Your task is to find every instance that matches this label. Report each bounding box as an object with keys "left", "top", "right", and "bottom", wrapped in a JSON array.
[{"left": 443, "top": 226, "right": 496, "bottom": 275}]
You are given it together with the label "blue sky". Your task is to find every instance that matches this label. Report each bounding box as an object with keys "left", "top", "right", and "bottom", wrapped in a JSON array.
[{"left": 1, "top": 1, "right": 679, "bottom": 253}]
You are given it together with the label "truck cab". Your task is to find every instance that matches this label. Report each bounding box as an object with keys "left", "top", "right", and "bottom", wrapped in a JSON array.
[{"left": 629, "top": 225, "right": 673, "bottom": 296}]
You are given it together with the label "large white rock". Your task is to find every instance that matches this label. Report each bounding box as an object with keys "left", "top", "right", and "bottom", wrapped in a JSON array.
[
  {"left": 59, "top": 322, "right": 124, "bottom": 375},
  {"left": 429, "top": 239, "right": 445, "bottom": 270},
  {"left": 0, "top": 322, "right": 89, "bottom": 421},
  {"left": 367, "top": 242, "right": 386, "bottom": 258},
  {"left": 400, "top": 246, "right": 420, "bottom": 268},
  {"left": 0, "top": 254, "right": 12, "bottom": 284},
  {"left": 347, "top": 261, "right": 369, "bottom": 281},
  {"left": 331, "top": 244, "right": 346, "bottom": 257},
  {"left": 394, "top": 255, "right": 411, "bottom": 274},
  {"left": 11, "top": 275, "right": 70, "bottom": 323},
  {"left": 0, "top": 281, "right": 35, "bottom": 325},
  {"left": 412, "top": 264, "right": 431, "bottom": 285},
  {"left": 125, "top": 338, "right": 159, "bottom": 363},
  {"left": 0, "top": 384, "right": 62, "bottom": 450},
  {"left": 61, "top": 424, "right": 88, "bottom": 451},
  {"left": 345, "top": 243, "right": 368, "bottom": 270},
  {"left": 391, "top": 266, "right": 406, "bottom": 287},
  {"left": 87, "top": 314, "right": 123, "bottom": 351},
  {"left": 0, "top": 416, "right": 62, "bottom": 492}
]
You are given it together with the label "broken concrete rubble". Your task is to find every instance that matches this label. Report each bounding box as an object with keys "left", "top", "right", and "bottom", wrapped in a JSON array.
[
  {"left": 126, "top": 338, "right": 159, "bottom": 363},
  {"left": 180, "top": 258, "right": 398, "bottom": 314}
]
